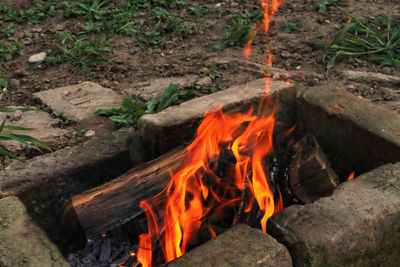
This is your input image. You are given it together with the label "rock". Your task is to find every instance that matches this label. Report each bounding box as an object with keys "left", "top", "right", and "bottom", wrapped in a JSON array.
[
  {"left": 196, "top": 76, "right": 213, "bottom": 87},
  {"left": 296, "top": 86, "right": 400, "bottom": 179},
  {"left": 169, "top": 224, "right": 292, "bottom": 267},
  {"left": 28, "top": 52, "right": 47, "bottom": 63},
  {"left": 0, "top": 196, "right": 69, "bottom": 267},
  {"left": 125, "top": 75, "right": 198, "bottom": 102},
  {"left": 380, "top": 66, "right": 393, "bottom": 75},
  {"left": 33, "top": 81, "right": 122, "bottom": 122},
  {"left": 84, "top": 129, "right": 96, "bottom": 138},
  {"left": 9, "top": 78, "right": 20, "bottom": 88},
  {"left": 341, "top": 70, "right": 400, "bottom": 87},
  {"left": 137, "top": 79, "right": 296, "bottom": 155},
  {"left": 268, "top": 162, "right": 400, "bottom": 266},
  {"left": 0, "top": 107, "right": 70, "bottom": 153}
]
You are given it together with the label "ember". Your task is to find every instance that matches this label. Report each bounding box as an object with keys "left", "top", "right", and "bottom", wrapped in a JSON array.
[{"left": 137, "top": 1, "right": 284, "bottom": 266}]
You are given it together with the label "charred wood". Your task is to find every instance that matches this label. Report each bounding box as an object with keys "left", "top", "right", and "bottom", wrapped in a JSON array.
[
  {"left": 59, "top": 146, "right": 185, "bottom": 240},
  {"left": 286, "top": 134, "right": 340, "bottom": 203}
]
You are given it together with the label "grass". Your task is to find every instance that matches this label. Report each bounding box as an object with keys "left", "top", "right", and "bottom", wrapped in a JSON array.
[
  {"left": 0, "top": 71, "right": 7, "bottom": 88},
  {"left": 213, "top": 11, "right": 263, "bottom": 51},
  {"left": 0, "top": 41, "right": 24, "bottom": 62},
  {"left": 0, "top": 0, "right": 199, "bottom": 73},
  {"left": 313, "top": 7, "right": 400, "bottom": 73},
  {"left": 33, "top": 31, "right": 115, "bottom": 74},
  {"left": 313, "top": 0, "right": 342, "bottom": 12}
]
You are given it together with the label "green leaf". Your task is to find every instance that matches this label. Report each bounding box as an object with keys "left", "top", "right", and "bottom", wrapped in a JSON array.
[
  {"left": 0, "top": 107, "right": 39, "bottom": 113},
  {"left": 0, "top": 145, "right": 20, "bottom": 161},
  {"left": 0, "top": 132, "right": 51, "bottom": 151},
  {"left": 3, "top": 125, "right": 33, "bottom": 131}
]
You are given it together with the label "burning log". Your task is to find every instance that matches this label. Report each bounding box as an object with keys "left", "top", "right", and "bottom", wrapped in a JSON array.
[
  {"left": 59, "top": 146, "right": 185, "bottom": 239},
  {"left": 286, "top": 134, "right": 340, "bottom": 203}
]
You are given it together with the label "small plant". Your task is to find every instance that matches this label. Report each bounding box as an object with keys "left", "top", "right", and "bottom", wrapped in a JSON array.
[
  {"left": 313, "top": 0, "right": 342, "bottom": 12},
  {"left": 283, "top": 22, "right": 298, "bottom": 33},
  {"left": 0, "top": 24, "right": 17, "bottom": 38},
  {"left": 145, "top": 31, "right": 163, "bottom": 45},
  {"left": 0, "top": 72, "right": 7, "bottom": 88},
  {"left": 312, "top": 8, "right": 400, "bottom": 73},
  {"left": 95, "top": 83, "right": 194, "bottom": 128},
  {"left": 0, "top": 41, "right": 24, "bottom": 62},
  {"left": 213, "top": 12, "right": 262, "bottom": 51},
  {"left": 0, "top": 102, "right": 51, "bottom": 160},
  {"left": 63, "top": 0, "right": 112, "bottom": 21},
  {"left": 200, "top": 65, "right": 221, "bottom": 81},
  {"left": 0, "top": 1, "right": 58, "bottom": 24},
  {"left": 39, "top": 31, "right": 115, "bottom": 73}
]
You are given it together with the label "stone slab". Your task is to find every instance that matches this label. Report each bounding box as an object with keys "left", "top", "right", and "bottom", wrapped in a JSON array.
[
  {"left": 268, "top": 162, "right": 400, "bottom": 266},
  {"left": 137, "top": 79, "right": 296, "bottom": 155},
  {"left": 126, "top": 75, "right": 198, "bottom": 101},
  {"left": 0, "top": 107, "right": 70, "bottom": 152},
  {"left": 341, "top": 70, "right": 400, "bottom": 87},
  {"left": 297, "top": 86, "right": 400, "bottom": 179},
  {"left": 33, "top": 81, "right": 122, "bottom": 122},
  {"left": 0, "top": 129, "right": 131, "bottom": 198},
  {"left": 0, "top": 196, "right": 69, "bottom": 267},
  {"left": 169, "top": 224, "right": 292, "bottom": 267}
]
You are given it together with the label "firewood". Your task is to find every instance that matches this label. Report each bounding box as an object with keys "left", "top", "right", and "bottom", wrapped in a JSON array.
[
  {"left": 287, "top": 134, "right": 339, "bottom": 203},
  {"left": 59, "top": 146, "right": 185, "bottom": 239}
]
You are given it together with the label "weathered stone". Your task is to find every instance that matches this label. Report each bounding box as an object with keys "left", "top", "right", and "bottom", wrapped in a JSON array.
[
  {"left": 297, "top": 86, "right": 400, "bottom": 179},
  {"left": 0, "top": 107, "right": 70, "bottom": 153},
  {"left": 126, "top": 75, "right": 198, "bottom": 101},
  {"left": 196, "top": 76, "right": 213, "bottom": 87},
  {"left": 268, "top": 163, "right": 400, "bottom": 266},
  {"left": 28, "top": 52, "right": 47, "bottom": 63},
  {"left": 137, "top": 79, "right": 296, "bottom": 155},
  {"left": 0, "top": 128, "right": 132, "bottom": 201},
  {"left": 341, "top": 70, "right": 400, "bottom": 87},
  {"left": 33, "top": 81, "right": 122, "bottom": 122},
  {"left": 0, "top": 196, "right": 69, "bottom": 267},
  {"left": 169, "top": 224, "right": 292, "bottom": 267}
]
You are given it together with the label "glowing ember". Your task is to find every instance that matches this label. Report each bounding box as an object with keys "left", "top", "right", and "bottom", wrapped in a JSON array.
[
  {"left": 347, "top": 172, "right": 355, "bottom": 180},
  {"left": 137, "top": 1, "right": 283, "bottom": 266}
]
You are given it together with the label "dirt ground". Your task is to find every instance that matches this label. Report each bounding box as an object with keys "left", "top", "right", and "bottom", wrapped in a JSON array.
[{"left": 0, "top": 0, "right": 399, "bottom": 164}]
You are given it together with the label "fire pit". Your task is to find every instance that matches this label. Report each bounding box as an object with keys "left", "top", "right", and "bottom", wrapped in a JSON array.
[{"left": 60, "top": 80, "right": 400, "bottom": 266}]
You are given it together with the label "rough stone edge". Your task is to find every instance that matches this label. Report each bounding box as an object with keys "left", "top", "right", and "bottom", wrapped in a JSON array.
[
  {"left": 341, "top": 70, "right": 400, "bottom": 87},
  {"left": 297, "top": 85, "right": 400, "bottom": 178},
  {"left": 137, "top": 79, "right": 297, "bottom": 155},
  {"left": 0, "top": 129, "right": 132, "bottom": 199},
  {"left": 267, "top": 162, "right": 400, "bottom": 266},
  {"left": 0, "top": 196, "right": 70, "bottom": 267},
  {"left": 168, "top": 224, "right": 292, "bottom": 267}
]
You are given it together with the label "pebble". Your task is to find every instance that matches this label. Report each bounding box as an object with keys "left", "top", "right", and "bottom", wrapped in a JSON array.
[
  {"left": 28, "top": 52, "right": 47, "bottom": 63},
  {"left": 380, "top": 66, "right": 393, "bottom": 75},
  {"left": 84, "top": 130, "right": 96, "bottom": 138},
  {"left": 9, "top": 78, "right": 20, "bottom": 88},
  {"left": 197, "top": 76, "right": 213, "bottom": 87}
]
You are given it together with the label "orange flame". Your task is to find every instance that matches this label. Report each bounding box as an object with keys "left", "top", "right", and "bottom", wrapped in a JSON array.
[
  {"left": 138, "top": 105, "right": 281, "bottom": 266},
  {"left": 137, "top": 1, "right": 284, "bottom": 266},
  {"left": 244, "top": 0, "right": 281, "bottom": 60},
  {"left": 347, "top": 172, "right": 355, "bottom": 180}
]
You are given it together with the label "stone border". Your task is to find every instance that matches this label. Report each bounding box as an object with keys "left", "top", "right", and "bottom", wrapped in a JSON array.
[
  {"left": 297, "top": 86, "right": 400, "bottom": 179},
  {"left": 169, "top": 224, "right": 292, "bottom": 267},
  {"left": 268, "top": 162, "right": 400, "bottom": 266},
  {"left": 0, "top": 129, "right": 133, "bottom": 204},
  {"left": 137, "top": 79, "right": 297, "bottom": 155}
]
